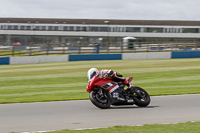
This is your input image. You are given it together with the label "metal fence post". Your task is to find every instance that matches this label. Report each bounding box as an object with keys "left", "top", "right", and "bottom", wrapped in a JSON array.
[
  {"left": 62, "top": 43, "right": 66, "bottom": 54},
  {"left": 29, "top": 44, "right": 32, "bottom": 56},
  {"left": 46, "top": 44, "right": 49, "bottom": 55},
  {"left": 11, "top": 46, "right": 15, "bottom": 56},
  {"left": 107, "top": 42, "right": 110, "bottom": 54},
  {"left": 146, "top": 42, "right": 149, "bottom": 52},
  {"left": 120, "top": 43, "right": 123, "bottom": 53},
  {"left": 78, "top": 42, "right": 81, "bottom": 54}
]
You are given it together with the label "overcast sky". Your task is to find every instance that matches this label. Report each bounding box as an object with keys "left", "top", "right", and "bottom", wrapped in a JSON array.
[{"left": 0, "top": 0, "right": 200, "bottom": 20}]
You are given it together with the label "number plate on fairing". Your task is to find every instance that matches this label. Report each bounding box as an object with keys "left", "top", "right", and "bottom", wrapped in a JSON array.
[{"left": 112, "top": 92, "right": 119, "bottom": 98}]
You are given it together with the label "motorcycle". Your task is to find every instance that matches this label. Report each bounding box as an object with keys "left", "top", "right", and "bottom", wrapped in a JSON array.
[{"left": 86, "top": 73, "right": 151, "bottom": 109}]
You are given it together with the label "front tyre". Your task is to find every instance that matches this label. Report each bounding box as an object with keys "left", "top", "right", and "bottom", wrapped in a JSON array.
[
  {"left": 89, "top": 89, "right": 112, "bottom": 109},
  {"left": 132, "top": 87, "right": 151, "bottom": 107}
]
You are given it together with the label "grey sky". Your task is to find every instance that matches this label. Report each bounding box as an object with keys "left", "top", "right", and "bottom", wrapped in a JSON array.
[{"left": 0, "top": 0, "right": 200, "bottom": 20}]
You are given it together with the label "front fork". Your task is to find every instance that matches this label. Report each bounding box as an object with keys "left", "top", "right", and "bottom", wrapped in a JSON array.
[{"left": 130, "top": 87, "right": 145, "bottom": 98}]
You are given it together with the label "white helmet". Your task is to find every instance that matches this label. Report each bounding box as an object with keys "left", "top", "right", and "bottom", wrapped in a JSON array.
[{"left": 87, "top": 68, "right": 99, "bottom": 81}]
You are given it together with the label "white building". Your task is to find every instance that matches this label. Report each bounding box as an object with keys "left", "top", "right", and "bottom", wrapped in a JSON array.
[{"left": 0, "top": 18, "right": 200, "bottom": 45}]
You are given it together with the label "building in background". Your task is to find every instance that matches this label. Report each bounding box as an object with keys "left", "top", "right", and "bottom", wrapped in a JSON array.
[{"left": 0, "top": 18, "right": 200, "bottom": 46}]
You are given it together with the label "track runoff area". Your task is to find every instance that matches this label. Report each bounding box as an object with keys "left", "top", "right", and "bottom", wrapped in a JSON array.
[{"left": 0, "top": 58, "right": 200, "bottom": 132}]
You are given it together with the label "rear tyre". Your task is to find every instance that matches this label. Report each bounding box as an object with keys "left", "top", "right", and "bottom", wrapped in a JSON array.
[
  {"left": 132, "top": 87, "right": 150, "bottom": 107},
  {"left": 89, "top": 89, "right": 112, "bottom": 109}
]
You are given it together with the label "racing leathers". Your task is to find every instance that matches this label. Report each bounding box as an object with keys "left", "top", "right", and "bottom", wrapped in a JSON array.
[{"left": 98, "top": 69, "right": 133, "bottom": 89}]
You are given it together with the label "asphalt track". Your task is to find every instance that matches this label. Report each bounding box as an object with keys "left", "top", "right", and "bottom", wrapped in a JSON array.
[{"left": 0, "top": 94, "right": 200, "bottom": 133}]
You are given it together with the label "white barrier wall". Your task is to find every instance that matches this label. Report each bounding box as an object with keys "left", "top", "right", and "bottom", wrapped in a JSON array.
[
  {"left": 8, "top": 52, "right": 171, "bottom": 65},
  {"left": 10, "top": 55, "right": 69, "bottom": 65},
  {"left": 146, "top": 52, "right": 171, "bottom": 59},
  {"left": 122, "top": 52, "right": 171, "bottom": 60},
  {"left": 1, "top": 51, "right": 199, "bottom": 65}
]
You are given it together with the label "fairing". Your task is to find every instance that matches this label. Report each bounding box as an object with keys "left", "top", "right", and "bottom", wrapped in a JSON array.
[{"left": 86, "top": 76, "right": 118, "bottom": 93}]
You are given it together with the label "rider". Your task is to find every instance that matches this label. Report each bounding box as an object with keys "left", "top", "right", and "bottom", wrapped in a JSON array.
[{"left": 87, "top": 68, "right": 133, "bottom": 91}]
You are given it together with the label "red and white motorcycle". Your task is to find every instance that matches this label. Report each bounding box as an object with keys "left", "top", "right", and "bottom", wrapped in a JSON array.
[{"left": 86, "top": 70, "right": 150, "bottom": 109}]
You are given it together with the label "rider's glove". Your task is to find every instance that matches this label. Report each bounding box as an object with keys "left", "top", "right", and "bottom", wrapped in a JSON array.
[
  {"left": 109, "top": 70, "right": 114, "bottom": 76},
  {"left": 107, "top": 70, "right": 114, "bottom": 76},
  {"left": 103, "top": 70, "right": 114, "bottom": 78},
  {"left": 104, "top": 73, "right": 109, "bottom": 77}
]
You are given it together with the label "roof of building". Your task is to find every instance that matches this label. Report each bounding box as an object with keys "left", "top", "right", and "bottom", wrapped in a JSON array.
[{"left": 1, "top": 18, "right": 200, "bottom": 26}]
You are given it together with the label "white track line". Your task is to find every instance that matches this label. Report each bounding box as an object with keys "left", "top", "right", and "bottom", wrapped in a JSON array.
[{"left": 21, "top": 121, "right": 198, "bottom": 133}]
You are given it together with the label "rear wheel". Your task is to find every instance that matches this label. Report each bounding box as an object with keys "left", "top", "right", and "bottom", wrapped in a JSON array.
[
  {"left": 132, "top": 87, "right": 150, "bottom": 107},
  {"left": 89, "top": 89, "right": 112, "bottom": 109}
]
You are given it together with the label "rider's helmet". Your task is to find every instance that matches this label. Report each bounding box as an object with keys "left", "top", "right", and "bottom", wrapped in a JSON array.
[{"left": 87, "top": 68, "right": 99, "bottom": 81}]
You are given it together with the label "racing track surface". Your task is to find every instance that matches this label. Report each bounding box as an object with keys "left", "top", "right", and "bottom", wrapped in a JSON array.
[{"left": 0, "top": 94, "right": 200, "bottom": 133}]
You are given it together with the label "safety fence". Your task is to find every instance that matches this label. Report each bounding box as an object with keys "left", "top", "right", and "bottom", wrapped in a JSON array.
[{"left": 0, "top": 41, "right": 200, "bottom": 57}]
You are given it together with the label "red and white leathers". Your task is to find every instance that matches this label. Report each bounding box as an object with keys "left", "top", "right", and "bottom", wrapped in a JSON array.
[{"left": 98, "top": 69, "right": 133, "bottom": 88}]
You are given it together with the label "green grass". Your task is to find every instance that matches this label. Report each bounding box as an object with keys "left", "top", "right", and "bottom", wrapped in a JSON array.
[
  {"left": 0, "top": 58, "right": 200, "bottom": 103},
  {"left": 0, "top": 50, "right": 27, "bottom": 56},
  {"left": 45, "top": 121, "right": 200, "bottom": 133}
]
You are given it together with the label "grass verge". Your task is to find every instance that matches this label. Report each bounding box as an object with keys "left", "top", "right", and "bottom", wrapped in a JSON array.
[
  {"left": 0, "top": 58, "right": 200, "bottom": 103},
  {"left": 44, "top": 121, "right": 200, "bottom": 133}
]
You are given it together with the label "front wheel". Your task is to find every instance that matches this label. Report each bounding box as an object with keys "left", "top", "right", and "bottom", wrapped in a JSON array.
[
  {"left": 132, "top": 87, "right": 151, "bottom": 107},
  {"left": 89, "top": 89, "right": 112, "bottom": 109}
]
